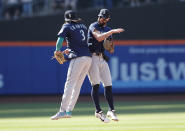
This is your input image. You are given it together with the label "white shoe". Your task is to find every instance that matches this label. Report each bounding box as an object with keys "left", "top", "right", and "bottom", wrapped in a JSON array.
[
  {"left": 95, "top": 111, "right": 110, "bottom": 123},
  {"left": 107, "top": 110, "right": 119, "bottom": 121},
  {"left": 51, "top": 111, "right": 66, "bottom": 120}
]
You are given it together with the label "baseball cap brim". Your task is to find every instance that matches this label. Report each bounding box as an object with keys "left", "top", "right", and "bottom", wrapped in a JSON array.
[{"left": 98, "top": 14, "right": 110, "bottom": 19}]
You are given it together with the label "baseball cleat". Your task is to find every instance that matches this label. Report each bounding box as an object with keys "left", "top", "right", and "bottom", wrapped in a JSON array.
[
  {"left": 51, "top": 111, "right": 66, "bottom": 120},
  {"left": 66, "top": 111, "right": 72, "bottom": 118},
  {"left": 95, "top": 111, "right": 110, "bottom": 123},
  {"left": 107, "top": 110, "right": 119, "bottom": 121}
]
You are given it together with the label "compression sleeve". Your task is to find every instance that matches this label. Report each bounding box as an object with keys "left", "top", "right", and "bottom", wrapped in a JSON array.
[{"left": 55, "top": 37, "right": 64, "bottom": 51}]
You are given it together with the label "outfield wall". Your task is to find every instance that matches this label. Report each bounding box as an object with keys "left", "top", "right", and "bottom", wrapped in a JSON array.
[{"left": 0, "top": 40, "right": 185, "bottom": 95}]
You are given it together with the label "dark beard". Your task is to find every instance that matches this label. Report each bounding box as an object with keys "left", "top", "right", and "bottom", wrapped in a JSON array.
[{"left": 99, "top": 22, "right": 106, "bottom": 26}]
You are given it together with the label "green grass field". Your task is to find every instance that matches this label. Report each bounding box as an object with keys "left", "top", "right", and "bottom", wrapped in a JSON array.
[{"left": 0, "top": 101, "right": 185, "bottom": 131}]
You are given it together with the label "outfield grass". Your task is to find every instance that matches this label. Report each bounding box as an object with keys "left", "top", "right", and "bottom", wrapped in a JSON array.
[{"left": 0, "top": 101, "right": 185, "bottom": 131}]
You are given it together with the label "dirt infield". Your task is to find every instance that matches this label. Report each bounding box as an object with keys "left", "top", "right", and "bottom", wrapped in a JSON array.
[{"left": 0, "top": 94, "right": 185, "bottom": 103}]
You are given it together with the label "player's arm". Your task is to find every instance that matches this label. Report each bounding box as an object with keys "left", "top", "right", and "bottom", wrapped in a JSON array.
[
  {"left": 56, "top": 24, "right": 69, "bottom": 51},
  {"left": 55, "top": 26, "right": 70, "bottom": 54},
  {"left": 92, "top": 28, "right": 124, "bottom": 42}
]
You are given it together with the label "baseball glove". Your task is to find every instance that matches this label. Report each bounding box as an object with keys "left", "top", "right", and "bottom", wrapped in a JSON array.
[
  {"left": 103, "top": 38, "right": 114, "bottom": 53},
  {"left": 53, "top": 51, "right": 66, "bottom": 64}
]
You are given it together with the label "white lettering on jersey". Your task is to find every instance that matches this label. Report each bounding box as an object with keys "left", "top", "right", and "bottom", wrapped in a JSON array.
[{"left": 70, "top": 24, "right": 87, "bottom": 31}]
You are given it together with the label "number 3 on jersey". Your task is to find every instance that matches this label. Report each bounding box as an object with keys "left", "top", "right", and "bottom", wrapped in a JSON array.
[{"left": 80, "top": 30, "right": 85, "bottom": 41}]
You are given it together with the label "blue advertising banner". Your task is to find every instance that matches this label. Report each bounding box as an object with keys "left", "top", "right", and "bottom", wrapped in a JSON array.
[
  {"left": 0, "top": 40, "right": 185, "bottom": 95},
  {"left": 110, "top": 44, "right": 185, "bottom": 93}
]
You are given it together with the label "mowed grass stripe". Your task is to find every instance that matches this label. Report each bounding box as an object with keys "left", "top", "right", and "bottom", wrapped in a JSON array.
[
  {"left": 0, "top": 101, "right": 185, "bottom": 131},
  {"left": 1, "top": 104, "right": 185, "bottom": 113}
]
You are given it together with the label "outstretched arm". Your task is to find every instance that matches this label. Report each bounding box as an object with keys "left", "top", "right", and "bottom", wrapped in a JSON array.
[{"left": 92, "top": 28, "right": 124, "bottom": 42}]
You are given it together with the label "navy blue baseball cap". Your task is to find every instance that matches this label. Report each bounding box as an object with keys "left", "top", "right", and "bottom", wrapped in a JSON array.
[
  {"left": 64, "top": 10, "right": 81, "bottom": 21},
  {"left": 98, "top": 9, "right": 110, "bottom": 19}
]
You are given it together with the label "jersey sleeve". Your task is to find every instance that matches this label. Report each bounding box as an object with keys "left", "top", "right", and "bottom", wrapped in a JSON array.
[
  {"left": 57, "top": 25, "right": 69, "bottom": 38},
  {"left": 89, "top": 23, "right": 97, "bottom": 33}
]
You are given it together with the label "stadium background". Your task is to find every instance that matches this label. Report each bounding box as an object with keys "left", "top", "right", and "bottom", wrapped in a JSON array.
[{"left": 0, "top": 2, "right": 185, "bottom": 95}]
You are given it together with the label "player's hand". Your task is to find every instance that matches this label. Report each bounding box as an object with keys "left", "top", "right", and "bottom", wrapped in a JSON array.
[
  {"left": 62, "top": 49, "right": 70, "bottom": 55},
  {"left": 54, "top": 50, "right": 62, "bottom": 55},
  {"left": 111, "top": 28, "right": 124, "bottom": 34}
]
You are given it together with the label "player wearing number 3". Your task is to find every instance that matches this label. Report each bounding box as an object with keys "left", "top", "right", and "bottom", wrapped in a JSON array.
[{"left": 51, "top": 10, "right": 92, "bottom": 120}]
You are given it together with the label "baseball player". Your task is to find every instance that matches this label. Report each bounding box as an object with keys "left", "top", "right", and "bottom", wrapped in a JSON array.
[
  {"left": 87, "top": 9, "right": 124, "bottom": 123},
  {"left": 51, "top": 10, "right": 92, "bottom": 120}
]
